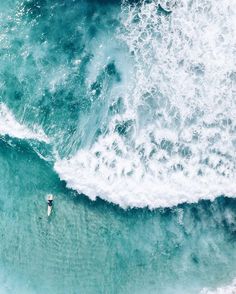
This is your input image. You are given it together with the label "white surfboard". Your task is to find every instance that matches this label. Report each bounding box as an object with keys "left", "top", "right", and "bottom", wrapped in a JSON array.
[{"left": 47, "top": 194, "right": 54, "bottom": 217}]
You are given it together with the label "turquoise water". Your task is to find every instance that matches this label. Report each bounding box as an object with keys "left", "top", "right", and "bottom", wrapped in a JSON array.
[
  {"left": 0, "top": 0, "right": 236, "bottom": 293},
  {"left": 1, "top": 138, "right": 236, "bottom": 293}
]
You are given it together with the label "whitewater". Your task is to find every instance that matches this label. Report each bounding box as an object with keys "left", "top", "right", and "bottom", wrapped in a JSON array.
[
  {"left": 1, "top": 0, "right": 236, "bottom": 293},
  {"left": 54, "top": 0, "right": 236, "bottom": 208},
  {"left": 0, "top": 103, "right": 49, "bottom": 143},
  {"left": 0, "top": 0, "right": 235, "bottom": 209}
]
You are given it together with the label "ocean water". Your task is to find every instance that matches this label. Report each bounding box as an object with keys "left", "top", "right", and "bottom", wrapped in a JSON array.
[{"left": 0, "top": 0, "right": 236, "bottom": 293}]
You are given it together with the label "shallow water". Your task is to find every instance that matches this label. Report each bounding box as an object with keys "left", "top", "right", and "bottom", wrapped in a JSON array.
[
  {"left": 0, "top": 138, "right": 236, "bottom": 293},
  {"left": 0, "top": 0, "right": 236, "bottom": 293}
]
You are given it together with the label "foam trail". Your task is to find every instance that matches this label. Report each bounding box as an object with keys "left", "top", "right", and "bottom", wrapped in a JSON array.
[
  {"left": 56, "top": 0, "right": 236, "bottom": 208},
  {"left": 201, "top": 279, "right": 236, "bottom": 294},
  {"left": 0, "top": 103, "right": 49, "bottom": 143}
]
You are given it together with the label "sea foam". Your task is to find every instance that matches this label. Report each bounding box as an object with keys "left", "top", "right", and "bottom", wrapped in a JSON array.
[
  {"left": 55, "top": 0, "right": 236, "bottom": 208},
  {"left": 0, "top": 103, "right": 49, "bottom": 143},
  {"left": 201, "top": 278, "right": 236, "bottom": 294}
]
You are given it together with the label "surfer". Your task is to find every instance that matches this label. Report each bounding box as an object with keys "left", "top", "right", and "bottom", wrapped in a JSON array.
[{"left": 47, "top": 194, "right": 54, "bottom": 216}]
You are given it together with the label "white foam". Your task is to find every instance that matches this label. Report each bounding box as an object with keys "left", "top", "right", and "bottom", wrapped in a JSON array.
[
  {"left": 201, "top": 279, "right": 236, "bottom": 294},
  {"left": 0, "top": 269, "right": 33, "bottom": 294},
  {"left": 56, "top": 0, "right": 236, "bottom": 208},
  {"left": 0, "top": 103, "right": 49, "bottom": 143},
  {"left": 55, "top": 141, "right": 236, "bottom": 208}
]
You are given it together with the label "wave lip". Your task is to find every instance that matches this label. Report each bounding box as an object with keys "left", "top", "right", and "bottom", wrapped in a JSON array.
[
  {"left": 0, "top": 103, "right": 49, "bottom": 143},
  {"left": 54, "top": 150, "right": 236, "bottom": 209}
]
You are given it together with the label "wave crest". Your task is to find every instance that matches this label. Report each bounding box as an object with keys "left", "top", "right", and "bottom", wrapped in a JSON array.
[
  {"left": 0, "top": 103, "right": 49, "bottom": 143},
  {"left": 55, "top": 0, "right": 236, "bottom": 208}
]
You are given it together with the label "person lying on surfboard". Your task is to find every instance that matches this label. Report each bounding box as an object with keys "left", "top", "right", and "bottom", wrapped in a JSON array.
[{"left": 47, "top": 194, "right": 54, "bottom": 216}]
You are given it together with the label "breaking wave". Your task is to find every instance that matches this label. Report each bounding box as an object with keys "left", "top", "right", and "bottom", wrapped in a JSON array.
[
  {"left": 201, "top": 278, "right": 236, "bottom": 294},
  {"left": 55, "top": 0, "right": 236, "bottom": 208},
  {"left": 0, "top": 103, "right": 49, "bottom": 143}
]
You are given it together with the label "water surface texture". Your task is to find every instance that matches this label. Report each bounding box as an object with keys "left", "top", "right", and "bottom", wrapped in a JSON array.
[{"left": 0, "top": 0, "right": 236, "bottom": 293}]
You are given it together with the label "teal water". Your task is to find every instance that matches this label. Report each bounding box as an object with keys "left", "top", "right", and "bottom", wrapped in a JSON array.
[
  {"left": 1, "top": 138, "right": 236, "bottom": 293},
  {"left": 0, "top": 0, "right": 236, "bottom": 293}
]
